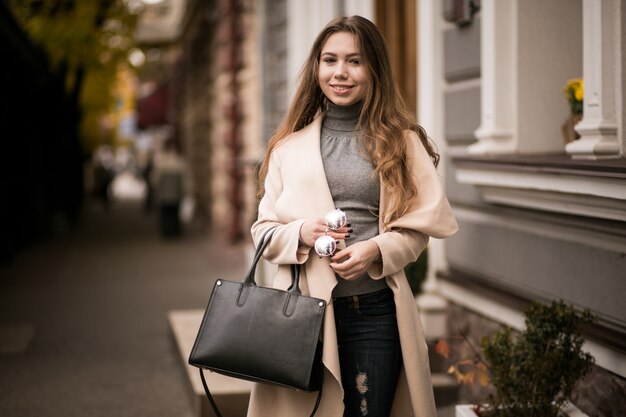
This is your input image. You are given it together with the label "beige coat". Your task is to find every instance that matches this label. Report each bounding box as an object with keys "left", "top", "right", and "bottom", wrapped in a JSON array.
[{"left": 248, "top": 114, "right": 458, "bottom": 417}]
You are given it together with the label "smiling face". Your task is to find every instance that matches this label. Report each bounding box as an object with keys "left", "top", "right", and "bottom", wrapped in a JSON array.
[{"left": 318, "top": 32, "right": 369, "bottom": 107}]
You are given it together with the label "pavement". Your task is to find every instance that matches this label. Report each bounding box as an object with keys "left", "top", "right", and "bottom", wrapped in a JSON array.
[{"left": 0, "top": 197, "right": 247, "bottom": 417}]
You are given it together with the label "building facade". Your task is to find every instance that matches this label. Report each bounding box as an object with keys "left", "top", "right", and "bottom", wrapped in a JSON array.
[{"left": 419, "top": 0, "right": 625, "bottom": 414}]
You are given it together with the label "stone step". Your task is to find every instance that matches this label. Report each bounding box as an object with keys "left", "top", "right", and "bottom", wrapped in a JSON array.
[
  {"left": 426, "top": 339, "right": 461, "bottom": 409},
  {"left": 168, "top": 309, "right": 251, "bottom": 417},
  {"left": 437, "top": 405, "right": 457, "bottom": 417}
]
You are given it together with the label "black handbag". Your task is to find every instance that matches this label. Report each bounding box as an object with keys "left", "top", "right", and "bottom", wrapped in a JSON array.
[{"left": 188, "top": 228, "right": 326, "bottom": 417}]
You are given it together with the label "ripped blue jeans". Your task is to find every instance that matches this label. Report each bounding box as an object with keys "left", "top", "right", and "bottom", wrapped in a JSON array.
[{"left": 333, "top": 287, "right": 402, "bottom": 417}]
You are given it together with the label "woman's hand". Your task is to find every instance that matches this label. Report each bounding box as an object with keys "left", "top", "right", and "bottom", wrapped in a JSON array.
[
  {"left": 329, "top": 240, "right": 381, "bottom": 281},
  {"left": 299, "top": 218, "right": 352, "bottom": 247}
]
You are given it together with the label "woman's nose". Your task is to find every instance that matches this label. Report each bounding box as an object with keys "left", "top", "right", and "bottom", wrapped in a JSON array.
[{"left": 333, "top": 64, "right": 348, "bottom": 79}]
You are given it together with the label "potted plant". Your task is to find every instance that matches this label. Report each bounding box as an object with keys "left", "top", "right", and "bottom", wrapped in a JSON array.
[
  {"left": 436, "top": 300, "right": 595, "bottom": 417},
  {"left": 561, "top": 78, "right": 584, "bottom": 144}
]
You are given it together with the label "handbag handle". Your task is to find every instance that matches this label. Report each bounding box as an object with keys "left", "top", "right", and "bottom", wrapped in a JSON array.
[
  {"left": 244, "top": 227, "right": 276, "bottom": 285},
  {"left": 243, "top": 227, "right": 303, "bottom": 295}
]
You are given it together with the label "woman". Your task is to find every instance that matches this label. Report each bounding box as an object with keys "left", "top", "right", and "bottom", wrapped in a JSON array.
[{"left": 250, "top": 15, "right": 458, "bottom": 417}]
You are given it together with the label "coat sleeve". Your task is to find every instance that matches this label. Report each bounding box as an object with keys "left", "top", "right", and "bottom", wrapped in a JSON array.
[
  {"left": 368, "top": 132, "right": 459, "bottom": 279},
  {"left": 251, "top": 150, "right": 312, "bottom": 265}
]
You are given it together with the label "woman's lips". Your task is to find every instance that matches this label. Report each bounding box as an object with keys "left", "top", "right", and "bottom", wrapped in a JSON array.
[{"left": 330, "top": 84, "right": 354, "bottom": 95}]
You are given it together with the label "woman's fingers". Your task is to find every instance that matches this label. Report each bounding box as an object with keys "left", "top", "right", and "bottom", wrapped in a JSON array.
[
  {"left": 300, "top": 218, "right": 326, "bottom": 246},
  {"left": 301, "top": 219, "right": 353, "bottom": 251},
  {"left": 329, "top": 248, "right": 361, "bottom": 280},
  {"left": 329, "top": 241, "right": 380, "bottom": 280},
  {"left": 326, "top": 225, "right": 352, "bottom": 240}
]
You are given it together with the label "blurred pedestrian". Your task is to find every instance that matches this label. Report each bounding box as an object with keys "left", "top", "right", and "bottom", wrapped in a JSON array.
[
  {"left": 92, "top": 145, "right": 116, "bottom": 210},
  {"left": 141, "top": 149, "right": 155, "bottom": 212},
  {"left": 249, "top": 16, "right": 458, "bottom": 417},
  {"left": 153, "top": 139, "right": 191, "bottom": 238}
]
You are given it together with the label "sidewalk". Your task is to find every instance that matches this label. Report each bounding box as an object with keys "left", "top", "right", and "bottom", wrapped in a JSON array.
[{"left": 0, "top": 198, "right": 247, "bottom": 417}]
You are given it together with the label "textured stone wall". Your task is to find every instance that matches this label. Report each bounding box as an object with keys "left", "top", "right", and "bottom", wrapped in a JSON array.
[
  {"left": 444, "top": 303, "right": 500, "bottom": 405},
  {"left": 175, "top": 0, "right": 261, "bottom": 240},
  {"left": 572, "top": 364, "right": 626, "bottom": 417},
  {"left": 238, "top": 3, "right": 264, "bottom": 235},
  {"left": 172, "top": 0, "right": 215, "bottom": 231},
  {"left": 445, "top": 304, "right": 626, "bottom": 416},
  {"left": 208, "top": 0, "right": 261, "bottom": 241}
]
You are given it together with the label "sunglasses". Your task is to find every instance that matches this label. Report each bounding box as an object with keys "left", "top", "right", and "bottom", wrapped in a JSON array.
[{"left": 315, "top": 209, "right": 348, "bottom": 257}]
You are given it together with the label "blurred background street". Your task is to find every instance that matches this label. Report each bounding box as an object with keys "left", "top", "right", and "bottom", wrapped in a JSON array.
[{"left": 0, "top": 195, "right": 245, "bottom": 417}]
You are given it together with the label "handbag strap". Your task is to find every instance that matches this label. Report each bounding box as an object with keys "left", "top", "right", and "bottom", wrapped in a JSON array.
[{"left": 199, "top": 368, "right": 323, "bottom": 417}]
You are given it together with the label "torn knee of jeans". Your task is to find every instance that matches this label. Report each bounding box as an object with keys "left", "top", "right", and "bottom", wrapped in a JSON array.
[
  {"left": 356, "top": 372, "right": 368, "bottom": 415},
  {"left": 355, "top": 372, "right": 368, "bottom": 394}
]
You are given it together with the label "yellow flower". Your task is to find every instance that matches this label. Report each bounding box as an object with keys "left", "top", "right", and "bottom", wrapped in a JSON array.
[
  {"left": 568, "top": 79, "right": 584, "bottom": 101},
  {"left": 563, "top": 78, "right": 583, "bottom": 115},
  {"left": 575, "top": 89, "right": 583, "bottom": 101}
]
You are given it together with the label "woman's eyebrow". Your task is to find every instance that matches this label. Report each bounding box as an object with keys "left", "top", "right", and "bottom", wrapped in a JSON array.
[{"left": 320, "top": 52, "right": 361, "bottom": 58}]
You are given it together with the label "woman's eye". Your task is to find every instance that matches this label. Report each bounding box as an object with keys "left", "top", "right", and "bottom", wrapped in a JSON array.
[
  {"left": 350, "top": 59, "right": 360, "bottom": 65},
  {"left": 323, "top": 58, "right": 335, "bottom": 64}
]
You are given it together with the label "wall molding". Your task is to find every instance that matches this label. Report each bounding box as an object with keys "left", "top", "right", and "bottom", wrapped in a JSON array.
[
  {"left": 454, "top": 155, "right": 626, "bottom": 222},
  {"left": 452, "top": 204, "right": 626, "bottom": 254}
]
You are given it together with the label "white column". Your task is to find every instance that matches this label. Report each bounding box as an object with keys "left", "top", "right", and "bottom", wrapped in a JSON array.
[
  {"left": 468, "top": 0, "right": 517, "bottom": 155},
  {"left": 286, "top": 0, "right": 336, "bottom": 96},
  {"left": 566, "top": 0, "right": 621, "bottom": 159},
  {"left": 415, "top": 0, "right": 450, "bottom": 339},
  {"left": 418, "top": 0, "right": 445, "bottom": 294},
  {"left": 344, "top": 0, "right": 374, "bottom": 21}
]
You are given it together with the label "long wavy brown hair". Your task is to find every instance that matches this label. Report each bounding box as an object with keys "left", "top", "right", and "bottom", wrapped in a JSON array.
[{"left": 257, "top": 15, "right": 439, "bottom": 225}]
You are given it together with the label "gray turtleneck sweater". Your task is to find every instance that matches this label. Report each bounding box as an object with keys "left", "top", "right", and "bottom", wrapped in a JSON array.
[{"left": 321, "top": 102, "right": 387, "bottom": 297}]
